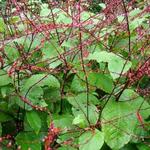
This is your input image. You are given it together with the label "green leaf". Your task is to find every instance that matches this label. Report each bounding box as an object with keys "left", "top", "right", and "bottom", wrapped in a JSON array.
[
  {"left": 58, "top": 146, "right": 77, "bottom": 150},
  {"left": 129, "top": 8, "right": 141, "bottom": 17},
  {"left": 4, "top": 45, "right": 20, "bottom": 62},
  {"left": 81, "top": 11, "right": 91, "bottom": 21},
  {"left": 44, "top": 87, "right": 61, "bottom": 103},
  {"left": 99, "top": 3, "right": 106, "bottom": 9},
  {"left": 119, "top": 89, "right": 139, "bottom": 101},
  {"left": 24, "top": 86, "right": 43, "bottom": 100},
  {"left": 0, "top": 112, "right": 12, "bottom": 122},
  {"left": 71, "top": 75, "right": 87, "bottom": 93},
  {"left": 117, "top": 15, "right": 125, "bottom": 23},
  {"left": 26, "top": 111, "right": 41, "bottom": 134},
  {"left": 15, "top": 132, "right": 42, "bottom": 150},
  {"left": 0, "top": 102, "right": 13, "bottom": 122},
  {"left": 130, "top": 18, "right": 145, "bottom": 31},
  {"left": 16, "top": 85, "right": 45, "bottom": 110},
  {"left": 0, "top": 18, "right": 6, "bottom": 32},
  {"left": 136, "top": 143, "right": 150, "bottom": 150},
  {"left": 40, "top": 4, "right": 50, "bottom": 16},
  {"left": 88, "top": 73, "right": 114, "bottom": 93},
  {"left": 72, "top": 104, "right": 99, "bottom": 126},
  {"left": 0, "top": 70, "right": 12, "bottom": 86},
  {"left": 1, "top": 86, "right": 13, "bottom": 98},
  {"left": 54, "top": 9, "right": 72, "bottom": 24},
  {"left": 102, "top": 96, "right": 149, "bottom": 149},
  {"left": 23, "top": 74, "right": 60, "bottom": 90},
  {"left": 58, "top": 131, "right": 80, "bottom": 147},
  {"left": 67, "top": 93, "right": 100, "bottom": 107},
  {"left": 42, "top": 40, "right": 64, "bottom": 60},
  {"left": 87, "top": 51, "right": 132, "bottom": 79},
  {"left": 42, "top": 40, "right": 64, "bottom": 68},
  {"left": 47, "top": 114, "right": 74, "bottom": 131},
  {"left": 79, "top": 129, "right": 104, "bottom": 150},
  {"left": 61, "top": 40, "right": 76, "bottom": 48},
  {"left": 120, "top": 143, "right": 137, "bottom": 150},
  {"left": 72, "top": 114, "right": 85, "bottom": 127}
]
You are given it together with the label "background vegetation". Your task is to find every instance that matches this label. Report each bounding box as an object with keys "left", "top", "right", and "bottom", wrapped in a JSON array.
[{"left": 0, "top": 0, "right": 150, "bottom": 149}]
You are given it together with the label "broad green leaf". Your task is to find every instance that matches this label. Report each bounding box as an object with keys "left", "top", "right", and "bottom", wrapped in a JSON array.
[
  {"left": 136, "top": 143, "right": 150, "bottom": 150},
  {"left": 0, "top": 18, "right": 6, "bottom": 32},
  {"left": 24, "top": 116, "right": 35, "bottom": 132},
  {"left": 129, "top": 8, "right": 141, "bottom": 17},
  {"left": 99, "top": 3, "right": 106, "bottom": 9},
  {"left": 54, "top": 9, "right": 72, "bottom": 24},
  {"left": 26, "top": 111, "right": 41, "bottom": 134},
  {"left": 42, "top": 40, "right": 64, "bottom": 59},
  {"left": 67, "top": 93, "right": 100, "bottom": 108},
  {"left": 58, "top": 131, "right": 80, "bottom": 147},
  {"left": 71, "top": 75, "right": 87, "bottom": 93},
  {"left": 9, "top": 95, "right": 31, "bottom": 110},
  {"left": 72, "top": 114, "right": 85, "bottom": 127},
  {"left": 61, "top": 39, "right": 76, "bottom": 48},
  {"left": 23, "top": 86, "right": 44, "bottom": 100},
  {"left": 47, "top": 114, "right": 74, "bottom": 131},
  {"left": 129, "top": 9, "right": 147, "bottom": 31},
  {"left": 72, "top": 104, "right": 99, "bottom": 126},
  {"left": 130, "top": 18, "right": 145, "bottom": 31},
  {"left": 0, "top": 112, "right": 12, "bottom": 122},
  {"left": 23, "top": 74, "right": 60, "bottom": 90},
  {"left": 102, "top": 96, "right": 149, "bottom": 149},
  {"left": 8, "top": 16, "right": 20, "bottom": 24},
  {"left": 87, "top": 51, "right": 132, "bottom": 79},
  {"left": 0, "top": 70, "right": 12, "bottom": 86},
  {"left": 15, "top": 132, "right": 42, "bottom": 150},
  {"left": 120, "top": 143, "right": 137, "bottom": 150},
  {"left": 13, "top": 86, "right": 44, "bottom": 111},
  {"left": 88, "top": 73, "right": 114, "bottom": 93},
  {"left": 117, "top": 15, "right": 125, "bottom": 23},
  {"left": 44, "top": 87, "right": 61, "bottom": 103},
  {"left": 40, "top": 4, "right": 50, "bottom": 16},
  {"left": 119, "top": 89, "right": 139, "bottom": 101},
  {"left": 42, "top": 40, "right": 64, "bottom": 68},
  {"left": 1, "top": 86, "right": 13, "bottom": 98},
  {"left": 25, "top": 112, "right": 47, "bottom": 133},
  {"left": 81, "top": 11, "right": 91, "bottom": 21},
  {"left": 58, "top": 146, "right": 77, "bottom": 150},
  {"left": 79, "top": 129, "right": 104, "bottom": 150},
  {"left": 15, "top": 83, "right": 47, "bottom": 110},
  {"left": 0, "top": 102, "right": 13, "bottom": 122}
]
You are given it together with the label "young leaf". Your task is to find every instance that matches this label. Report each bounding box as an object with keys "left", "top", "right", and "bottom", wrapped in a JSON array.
[{"left": 79, "top": 129, "right": 104, "bottom": 150}]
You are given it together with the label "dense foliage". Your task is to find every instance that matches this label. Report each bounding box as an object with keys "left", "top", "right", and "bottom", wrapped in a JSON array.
[{"left": 0, "top": 0, "right": 150, "bottom": 150}]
